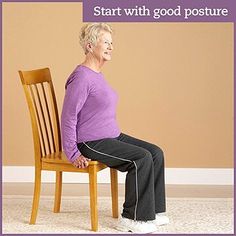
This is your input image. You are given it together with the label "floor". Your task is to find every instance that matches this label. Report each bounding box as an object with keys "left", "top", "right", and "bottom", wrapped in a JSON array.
[
  {"left": 3, "top": 195, "right": 234, "bottom": 234},
  {"left": 2, "top": 183, "right": 234, "bottom": 234}
]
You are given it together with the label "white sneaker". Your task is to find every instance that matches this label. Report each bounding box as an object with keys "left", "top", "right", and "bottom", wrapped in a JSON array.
[
  {"left": 153, "top": 213, "right": 170, "bottom": 226},
  {"left": 116, "top": 217, "right": 158, "bottom": 233}
]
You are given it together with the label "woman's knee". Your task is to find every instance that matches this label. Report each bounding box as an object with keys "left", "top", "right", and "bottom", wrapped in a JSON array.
[
  {"left": 152, "top": 145, "right": 164, "bottom": 158},
  {"left": 151, "top": 145, "right": 165, "bottom": 166},
  {"left": 153, "top": 147, "right": 165, "bottom": 170}
]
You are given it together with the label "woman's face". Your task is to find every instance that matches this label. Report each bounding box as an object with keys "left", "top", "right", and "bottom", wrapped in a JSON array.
[{"left": 90, "top": 30, "right": 113, "bottom": 62}]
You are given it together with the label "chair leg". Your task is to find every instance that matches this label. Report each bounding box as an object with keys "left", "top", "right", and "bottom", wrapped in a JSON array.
[
  {"left": 30, "top": 168, "right": 41, "bottom": 224},
  {"left": 110, "top": 168, "right": 119, "bottom": 218},
  {"left": 54, "top": 171, "right": 62, "bottom": 213},
  {"left": 89, "top": 165, "right": 98, "bottom": 231}
]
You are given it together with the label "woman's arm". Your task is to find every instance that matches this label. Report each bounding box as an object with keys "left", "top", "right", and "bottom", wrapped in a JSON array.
[{"left": 61, "top": 74, "right": 90, "bottom": 163}]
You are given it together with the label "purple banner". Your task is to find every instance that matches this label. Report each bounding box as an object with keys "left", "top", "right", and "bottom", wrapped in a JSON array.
[{"left": 83, "top": 0, "right": 236, "bottom": 22}]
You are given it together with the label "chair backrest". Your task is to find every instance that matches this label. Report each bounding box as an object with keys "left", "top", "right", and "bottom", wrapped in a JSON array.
[{"left": 19, "top": 68, "right": 62, "bottom": 164}]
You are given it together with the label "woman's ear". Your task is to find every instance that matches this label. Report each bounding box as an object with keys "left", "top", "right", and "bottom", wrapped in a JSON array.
[{"left": 87, "top": 43, "right": 93, "bottom": 53}]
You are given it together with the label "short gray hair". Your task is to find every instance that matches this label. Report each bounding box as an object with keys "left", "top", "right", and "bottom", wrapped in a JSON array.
[{"left": 79, "top": 23, "right": 113, "bottom": 54}]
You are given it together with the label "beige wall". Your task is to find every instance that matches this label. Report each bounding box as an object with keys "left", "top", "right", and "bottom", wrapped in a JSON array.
[{"left": 3, "top": 3, "right": 234, "bottom": 168}]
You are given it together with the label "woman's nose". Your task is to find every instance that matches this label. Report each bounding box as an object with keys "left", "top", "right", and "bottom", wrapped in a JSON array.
[{"left": 108, "top": 43, "right": 113, "bottom": 50}]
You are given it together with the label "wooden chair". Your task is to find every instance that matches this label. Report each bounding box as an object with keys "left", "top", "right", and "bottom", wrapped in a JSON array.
[{"left": 19, "top": 67, "right": 118, "bottom": 231}]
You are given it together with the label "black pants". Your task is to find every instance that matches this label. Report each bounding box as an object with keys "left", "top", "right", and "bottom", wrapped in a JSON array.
[{"left": 77, "top": 132, "right": 166, "bottom": 221}]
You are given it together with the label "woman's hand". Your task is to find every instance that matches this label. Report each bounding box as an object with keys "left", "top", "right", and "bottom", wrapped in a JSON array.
[{"left": 73, "top": 155, "right": 91, "bottom": 168}]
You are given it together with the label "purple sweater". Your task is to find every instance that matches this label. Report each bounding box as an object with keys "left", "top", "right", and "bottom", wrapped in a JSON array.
[{"left": 61, "top": 65, "right": 121, "bottom": 163}]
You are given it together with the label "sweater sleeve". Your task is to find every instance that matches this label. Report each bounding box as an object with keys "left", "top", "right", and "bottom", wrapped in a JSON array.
[{"left": 61, "top": 74, "right": 90, "bottom": 163}]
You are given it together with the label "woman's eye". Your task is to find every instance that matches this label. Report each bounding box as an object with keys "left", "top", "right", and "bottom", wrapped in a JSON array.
[{"left": 104, "top": 41, "right": 113, "bottom": 46}]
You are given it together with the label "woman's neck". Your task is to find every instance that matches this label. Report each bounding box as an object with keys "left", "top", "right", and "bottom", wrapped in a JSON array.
[{"left": 81, "top": 56, "right": 104, "bottom": 73}]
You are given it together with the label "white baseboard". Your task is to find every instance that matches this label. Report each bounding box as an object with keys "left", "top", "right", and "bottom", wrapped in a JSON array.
[{"left": 2, "top": 166, "right": 234, "bottom": 185}]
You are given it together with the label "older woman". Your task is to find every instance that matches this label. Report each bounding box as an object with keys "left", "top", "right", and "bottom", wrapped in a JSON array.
[{"left": 61, "top": 23, "right": 169, "bottom": 233}]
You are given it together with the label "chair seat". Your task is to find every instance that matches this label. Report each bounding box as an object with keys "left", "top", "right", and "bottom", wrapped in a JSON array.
[{"left": 42, "top": 151, "right": 100, "bottom": 165}]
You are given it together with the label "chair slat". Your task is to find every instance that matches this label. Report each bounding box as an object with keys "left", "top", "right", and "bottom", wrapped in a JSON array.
[
  {"left": 48, "top": 81, "right": 61, "bottom": 154},
  {"left": 34, "top": 83, "right": 54, "bottom": 154},
  {"left": 41, "top": 83, "right": 56, "bottom": 153},
  {"left": 29, "top": 85, "right": 46, "bottom": 156},
  {"left": 34, "top": 84, "right": 52, "bottom": 155},
  {"left": 21, "top": 83, "right": 42, "bottom": 162}
]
